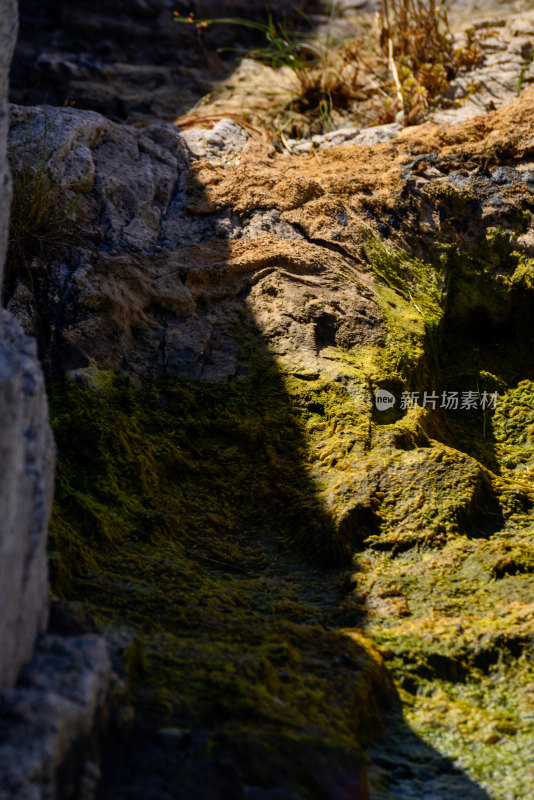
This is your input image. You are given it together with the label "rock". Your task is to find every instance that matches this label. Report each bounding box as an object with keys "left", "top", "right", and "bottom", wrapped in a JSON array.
[
  {"left": 180, "top": 118, "right": 250, "bottom": 163},
  {"left": 0, "top": 0, "right": 16, "bottom": 276},
  {"left": 9, "top": 0, "right": 323, "bottom": 126},
  {"left": 509, "top": 9, "right": 534, "bottom": 37},
  {"left": 10, "top": 0, "right": 202, "bottom": 122},
  {"left": 8, "top": 89, "right": 534, "bottom": 552},
  {"left": 287, "top": 125, "right": 363, "bottom": 152},
  {"left": 0, "top": 634, "right": 112, "bottom": 800},
  {"left": 0, "top": 316, "right": 54, "bottom": 688},
  {"left": 1, "top": 10, "right": 112, "bottom": 800},
  {"left": 7, "top": 104, "right": 385, "bottom": 381},
  {"left": 348, "top": 122, "right": 403, "bottom": 146},
  {"left": 430, "top": 12, "right": 534, "bottom": 125},
  {"left": 286, "top": 123, "right": 403, "bottom": 154},
  {"left": 0, "top": 0, "right": 55, "bottom": 690},
  {"left": 6, "top": 20, "right": 534, "bottom": 799}
]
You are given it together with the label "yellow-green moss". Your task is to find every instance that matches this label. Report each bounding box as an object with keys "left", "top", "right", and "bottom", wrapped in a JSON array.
[
  {"left": 48, "top": 335, "right": 393, "bottom": 797},
  {"left": 47, "top": 209, "right": 534, "bottom": 797}
]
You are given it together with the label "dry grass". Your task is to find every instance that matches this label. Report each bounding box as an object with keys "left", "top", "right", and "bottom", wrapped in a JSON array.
[
  {"left": 5, "top": 141, "right": 81, "bottom": 304},
  {"left": 175, "top": 3, "right": 483, "bottom": 135},
  {"left": 376, "top": 0, "right": 484, "bottom": 123}
]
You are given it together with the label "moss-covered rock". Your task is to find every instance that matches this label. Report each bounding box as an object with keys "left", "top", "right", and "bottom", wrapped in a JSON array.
[{"left": 9, "top": 89, "right": 534, "bottom": 797}]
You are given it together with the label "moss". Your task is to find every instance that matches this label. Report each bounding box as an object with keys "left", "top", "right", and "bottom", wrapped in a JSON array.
[
  {"left": 425, "top": 181, "right": 476, "bottom": 213},
  {"left": 328, "top": 216, "right": 534, "bottom": 795},
  {"left": 48, "top": 331, "right": 393, "bottom": 797},
  {"left": 46, "top": 189, "right": 534, "bottom": 796},
  {"left": 511, "top": 254, "right": 534, "bottom": 290},
  {"left": 364, "top": 231, "right": 443, "bottom": 320}
]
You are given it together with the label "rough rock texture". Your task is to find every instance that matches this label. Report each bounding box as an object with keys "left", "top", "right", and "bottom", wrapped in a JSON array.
[
  {"left": 0, "top": 0, "right": 16, "bottom": 275},
  {"left": 12, "top": 1, "right": 533, "bottom": 798},
  {"left": 160, "top": 4, "right": 534, "bottom": 142},
  {"left": 0, "top": 315, "right": 54, "bottom": 688},
  {"left": 0, "top": 8, "right": 113, "bottom": 800},
  {"left": 0, "top": 0, "right": 55, "bottom": 690},
  {"left": 7, "top": 107, "right": 385, "bottom": 382},
  {"left": 9, "top": 0, "right": 324, "bottom": 125},
  {"left": 286, "top": 122, "right": 404, "bottom": 153},
  {"left": 430, "top": 11, "right": 534, "bottom": 124},
  {"left": 0, "top": 634, "right": 112, "bottom": 800},
  {"left": 7, "top": 84, "right": 534, "bottom": 797}
]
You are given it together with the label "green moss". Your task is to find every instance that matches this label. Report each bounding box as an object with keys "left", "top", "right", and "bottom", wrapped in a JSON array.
[
  {"left": 425, "top": 181, "right": 475, "bottom": 213},
  {"left": 48, "top": 329, "right": 393, "bottom": 797},
  {"left": 511, "top": 254, "right": 534, "bottom": 290},
  {"left": 364, "top": 231, "right": 443, "bottom": 319},
  {"left": 46, "top": 196, "right": 534, "bottom": 796}
]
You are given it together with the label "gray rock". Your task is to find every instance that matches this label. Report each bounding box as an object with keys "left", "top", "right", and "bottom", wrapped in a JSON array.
[
  {"left": 0, "top": 634, "right": 112, "bottom": 800},
  {"left": 0, "top": 315, "right": 54, "bottom": 688},
  {"left": 349, "top": 122, "right": 403, "bottom": 146},
  {"left": 181, "top": 118, "right": 250, "bottom": 164},
  {"left": 6, "top": 104, "right": 385, "bottom": 385},
  {"left": 287, "top": 139, "right": 313, "bottom": 154},
  {"left": 286, "top": 123, "right": 400, "bottom": 153},
  {"left": 321, "top": 126, "right": 362, "bottom": 142},
  {"left": 8, "top": 105, "right": 190, "bottom": 255},
  {"left": 431, "top": 11, "right": 534, "bottom": 126},
  {"left": 0, "top": 0, "right": 17, "bottom": 283},
  {"left": 0, "top": 0, "right": 55, "bottom": 690}
]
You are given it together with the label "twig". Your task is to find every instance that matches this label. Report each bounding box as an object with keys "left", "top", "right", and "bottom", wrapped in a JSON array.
[
  {"left": 279, "top": 130, "right": 294, "bottom": 153},
  {"left": 173, "top": 112, "right": 272, "bottom": 140},
  {"left": 388, "top": 37, "right": 405, "bottom": 122}
]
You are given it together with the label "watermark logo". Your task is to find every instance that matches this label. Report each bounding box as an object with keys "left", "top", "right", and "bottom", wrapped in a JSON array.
[
  {"left": 375, "top": 389, "right": 499, "bottom": 411},
  {"left": 375, "top": 389, "right": 396, "bottom": 410}
]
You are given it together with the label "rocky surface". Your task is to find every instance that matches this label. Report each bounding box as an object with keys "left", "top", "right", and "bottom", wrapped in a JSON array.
[
  {"left": 9, "top": 0, "right": 534, "bottom": 138},
  {"left": 9, "top": 0, "right": 324, "bottom": 124},
  {"left": 164, "top": 2, "right": 534, "bottom": 141},
  {"left": 0, "top": 633, "right": 112, "bottom": 800},
  {"left": 7, "top": 105, "right": 385, "bottom": 382},
  {"left": 430, "top": 10, "right": 534, "bottom": 124},
  {"left": 0, "top": 4, "right": 113, "bottom": 800},
  {"left": 278, "top": 8, "right": 534, "bottom": 152},
  {"left": 0, "top": 0, "right": 16, "bottom": 273},
  {"left": 0, "top": 0, "right": 55, "bottom": 690},
  {"left": 6, "top": 79, "right": 534, "bottom": 798},
  {"left": 4, "top": 0, "right": 534, "bottom": 798},
  {"left": 0, "top": 314, "right": 54, "bottom": 688}
]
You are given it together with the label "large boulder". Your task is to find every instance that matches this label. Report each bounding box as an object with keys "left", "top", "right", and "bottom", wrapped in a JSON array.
[{"left": 0, "top": 0, "right": 54, "bottom": 689}]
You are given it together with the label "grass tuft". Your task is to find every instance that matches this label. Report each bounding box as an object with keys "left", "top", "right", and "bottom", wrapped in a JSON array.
[
  {"left": 5, "top": 113, "right": 82, "bottom": 304},
  {"left": 176, "top": 2, "right": 484, "bottom": 134},
  {"left": 377, "top": 0, "right": 483, "bottom": 123}
]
